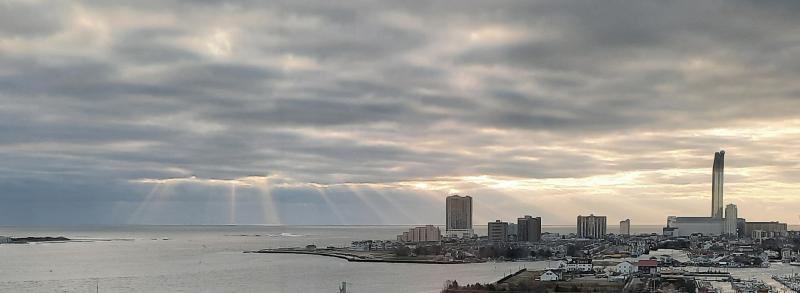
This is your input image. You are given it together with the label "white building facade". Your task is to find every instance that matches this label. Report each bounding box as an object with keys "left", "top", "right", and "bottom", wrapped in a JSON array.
[
  {"left": 620, "top": 219, "right": 631, "bottom": 236},
  {"left": 577, "top": 214, "right": 607, "bottom": 239}
]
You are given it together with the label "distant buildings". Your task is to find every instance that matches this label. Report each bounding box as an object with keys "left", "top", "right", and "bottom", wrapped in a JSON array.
[
  {"left": 518, "top": 215, "right": 542, "bottom": 242},
  {"left": 577, "top": 214, "right": 606, "bottom": 238},
  {"left": 566, "top": 258, "right": 593, "bottom": 272},
  {"left": 615, "top": 261, "right": 636, "bottom": 275},
  {"left": 488, "top": 220, "right": 509, "bottom": 242},
  {"left": 507, "top": 223, "right": 518, "bottom": 240},
  {"left": 446, "top": 195, "right": 473, "bottom": 237},
  {"left": 712, "top": 150, "right": 725, "bottom": 219},
  {"left": 350, "top": 240, "right": 397, "bottom": 251},
  {"left": 620, "top": 219, "right": 631, "bottom": 236},
  {"left": 666, "top": 151, "right": 744, "bottom": 238},
  {"left": 540, "top": 270, "right": 561, "bottom": 281},
  {"left": 746, "top": 221, "right": 788, "bottom": 239},
  {"left": 397, "top": 225, "right": 442, "bottom": 243},
  {"left": 668, "top": 217, "right": 725, "bottom": 236},
  {"left": 637, "top": 259, "right": 658, "bottom": 275},
  {"left": 724, "top": 204, "right": 738, "bottom": 236}
]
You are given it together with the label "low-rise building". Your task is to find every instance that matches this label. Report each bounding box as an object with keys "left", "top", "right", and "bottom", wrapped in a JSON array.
[
  {"left": 669, "top": 217, "right": 724, "bottom": 237},
  {"left": 615, "top": 261, "right": 636, "bottom": 275},
  {"left": 746, "top": 222, "right": 787, "bottom": 239},
  {"left": 566, "top": 258, "right": 593, "bottom": 272},
  {"left": 637, "top": 260, "right": 658, "bottom": 275},
  {"left": 540, "top": 270, "right": 562, "bottom": 281}
]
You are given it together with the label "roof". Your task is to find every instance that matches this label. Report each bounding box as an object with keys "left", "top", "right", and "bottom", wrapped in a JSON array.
[
  {"left": 637, "top": 260, "right": 658, "bottom": 267},
  {"left": 674, "top": 217, "right": 724, "bottom": 224},
  {"left": 568, "top": 258, "right": 592, "bottom": 264}
]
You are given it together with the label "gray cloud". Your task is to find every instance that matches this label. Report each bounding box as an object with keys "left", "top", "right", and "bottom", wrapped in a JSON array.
[
  {"left": 1, "top": 0, "right": 800, "bottom": 225},
  {"left": 0, "top": 1, "right": 70, "bottom": 37}
]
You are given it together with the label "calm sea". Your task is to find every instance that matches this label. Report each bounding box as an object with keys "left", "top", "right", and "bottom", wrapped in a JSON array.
[{"left": 0, "top": 225, "right": 795, "bottom": 293}]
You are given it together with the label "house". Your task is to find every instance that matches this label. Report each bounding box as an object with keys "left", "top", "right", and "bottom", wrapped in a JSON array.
[
  {"left": 637, "top": 260, "right": 658, "bottom": 274},
  {"left": 615, "top": 261, "right": 636, "bottom": 275},
  {"left": 350, "top": 241, "right": 371, "bottom": 251},
  {"left": 540, "top": 270, "right": 562, "bottom": 281},
  {"left": 566, "top": 258, "right": 593, "bottom": 272},
  {"left": 782, "top": 248, "right": 793, "bottom": 261}
]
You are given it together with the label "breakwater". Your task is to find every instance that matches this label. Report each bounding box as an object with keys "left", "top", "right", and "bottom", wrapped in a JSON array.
[{"left": 246, "top": 249, "right": 473, "bottom": 264}]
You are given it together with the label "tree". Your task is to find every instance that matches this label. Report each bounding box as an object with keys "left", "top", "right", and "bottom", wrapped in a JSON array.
[
  {"left": 395, "top": 245, "right": 411, "bottom": 257},
  {"left": 566, "top": 244, "right": 578, "bottom": 257}
]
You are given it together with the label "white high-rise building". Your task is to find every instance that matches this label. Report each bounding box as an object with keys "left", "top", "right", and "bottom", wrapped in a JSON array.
[
  {"left": 445, "top": 195, "right": 473, "bottom": 237},
  {"left": 725, "top": 204, "right": 738, "bottom": 237},
  {"left": 620, "top": 219, "right": 631, "bottom": 236}
]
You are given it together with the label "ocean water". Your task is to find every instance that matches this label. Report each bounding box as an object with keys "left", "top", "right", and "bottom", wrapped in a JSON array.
[
  {"left": 0, "top": 225, "right": 795, "bottom": 293},
  {"left": 0, "top": 225, "right": 546, "bottom": 293}
]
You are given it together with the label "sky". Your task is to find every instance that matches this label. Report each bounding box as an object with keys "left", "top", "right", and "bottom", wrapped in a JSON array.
[{"left": 2, "top": 0, "right": 800, "bottom": 226}]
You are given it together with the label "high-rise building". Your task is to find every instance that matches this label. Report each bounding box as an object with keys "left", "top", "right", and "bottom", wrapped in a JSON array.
[
  {"left": 577, "top": 214, "right": 607, "bottom": 239},
  {"left": 724, "top": 204, "right": 737, "bottom": 237},
  {"left": 517, "top": 215, "right": 542, "bottom": 242},
  {"left": 445, "top": 195, "right": 473, "bottom": 237},
  {"left": 487, "top": 220, "right": 509, "bottom": 242},
  {"left": 712, "top": 150, "right": 725, "bottom": 218},
  {"left": 620, "top": 219, "right": 631, "bottom": 236}
]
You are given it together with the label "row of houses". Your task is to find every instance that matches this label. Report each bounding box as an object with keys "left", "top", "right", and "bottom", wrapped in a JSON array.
[
  {"left": 349, "top": 240, "right": 401, "bottom": 251},
  {"left": 537, "top": 258, "right": 660, "bottom": 282},
  {"left": 537, "top": 258, "right": 594, "bottom": 282}
]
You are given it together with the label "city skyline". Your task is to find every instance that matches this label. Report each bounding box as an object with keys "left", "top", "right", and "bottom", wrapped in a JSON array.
[{"left": 2, "top": 1, "right": 800, "bottom": 226}]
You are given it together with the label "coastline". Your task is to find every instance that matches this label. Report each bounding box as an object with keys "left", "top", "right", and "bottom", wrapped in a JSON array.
[{"left": 247, "top": 248, "right": 478, "bottom": 264}]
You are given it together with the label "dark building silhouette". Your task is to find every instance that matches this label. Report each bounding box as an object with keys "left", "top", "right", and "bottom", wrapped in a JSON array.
[
  {"left": 517, "top": 215, "right": 542, "bottom": 242},
  {"left": 445, "top": 195, "right": 473, "bottom": 237}
]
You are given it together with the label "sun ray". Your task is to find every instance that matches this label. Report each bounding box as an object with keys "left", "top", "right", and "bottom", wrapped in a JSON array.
[
  {"left": 250, "top": 177, "right": 282, "bottom": 225},
  {"left": 345, "top": 185, "right": 388, "bottom": 224},
  {"left": 228, "top": 183, "right": 237, "bottom": 225},
  {"left": 315, "top": 186, "right": 347, "bottom": 225},
  {"left": 128, "top": 183, "right": 163, "bottom": 224},
  {"left": 366, "top": 186, "right": 416, "bottom": 225}
]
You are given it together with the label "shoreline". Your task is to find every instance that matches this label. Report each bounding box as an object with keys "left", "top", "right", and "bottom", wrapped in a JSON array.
[{"left": 246, "top": 249, "right": 477, "bottom": 264}]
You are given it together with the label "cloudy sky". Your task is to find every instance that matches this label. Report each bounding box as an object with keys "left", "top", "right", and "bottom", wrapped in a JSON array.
[{"left": 2, "top": 0, "right": 800, "bottom": 226}]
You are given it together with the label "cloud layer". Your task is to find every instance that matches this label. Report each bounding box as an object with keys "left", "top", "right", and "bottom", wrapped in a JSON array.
[{"left": 2, "top": 0, "right": 800, "bottom": 225}]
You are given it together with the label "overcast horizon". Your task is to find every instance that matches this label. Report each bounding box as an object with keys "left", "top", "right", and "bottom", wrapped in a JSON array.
[{"left": 2, "top": 0, "right": 800, "bottom": 226}]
